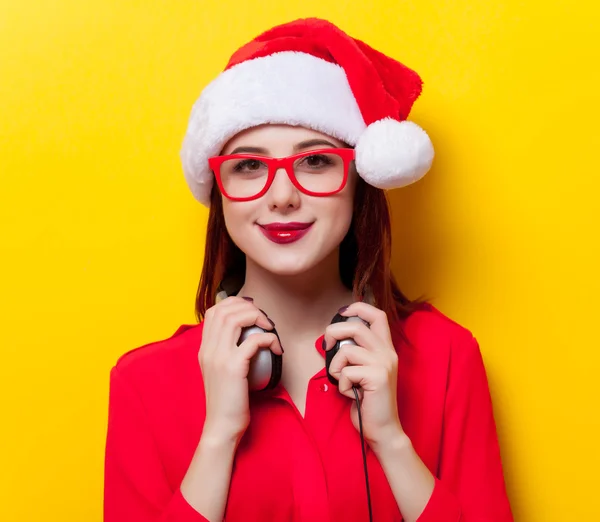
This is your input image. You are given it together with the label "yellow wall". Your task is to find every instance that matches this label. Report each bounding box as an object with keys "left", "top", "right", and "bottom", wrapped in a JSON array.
[{"left": 1, "top": 1, "right": 598, "bottom": 520}]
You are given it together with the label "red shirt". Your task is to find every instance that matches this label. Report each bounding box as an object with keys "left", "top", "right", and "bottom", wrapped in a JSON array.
[{"left": 104, "top": 304, "right": 513, "bottom": 521}]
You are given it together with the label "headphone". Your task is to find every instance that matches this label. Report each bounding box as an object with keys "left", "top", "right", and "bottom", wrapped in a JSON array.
[
  {"left": 215, "top": 283, "right": 374, "bottom": 521},
  {"left": 215, "top": 283, "right": 372, "bottom": 391},
  {"left": 238, "top": 311, "right": 368, "bottom": 391}
]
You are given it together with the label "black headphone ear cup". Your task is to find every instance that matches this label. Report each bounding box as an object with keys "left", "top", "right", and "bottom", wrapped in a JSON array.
[
  {"left": 265, "top": 347, "right": 282, "bottom": 390},
  {"left": 325, "top": 313, "right": 348, "bottom": 385}
]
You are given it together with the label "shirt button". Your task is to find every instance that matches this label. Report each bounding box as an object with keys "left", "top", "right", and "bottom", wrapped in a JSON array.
[{"left": 319, "top": 383, "right": 329, "bottom": 392}]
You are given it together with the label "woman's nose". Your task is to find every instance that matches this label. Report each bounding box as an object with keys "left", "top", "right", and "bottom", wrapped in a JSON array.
[{"left": 266, "top": 167, "right": 301, "bottom": 209}]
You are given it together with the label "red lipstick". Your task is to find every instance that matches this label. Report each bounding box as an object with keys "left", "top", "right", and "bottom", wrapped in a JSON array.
[{"left": 258, "top": 222, "right": 313, "bottom": 244}]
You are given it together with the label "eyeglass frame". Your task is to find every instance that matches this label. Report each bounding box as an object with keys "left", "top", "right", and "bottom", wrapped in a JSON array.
[{"left": 208, "top": 148, "right": 356, "bottom": 202}]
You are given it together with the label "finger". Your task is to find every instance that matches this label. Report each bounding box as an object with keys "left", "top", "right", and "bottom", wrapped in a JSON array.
[
  {"left": 338, "top": 302, "right": 392, "bottom": 343},
  {"left": 237, "top": 331, "right": 284, "bottom": 359},
  {"left": 212, "top": 295, "right": 261, "bottom": 314},
  {"left": 205, "top": 301, "right": 274, "bottom": 356},
  {"left": 204, "top": 295, "right": 248, "bottom": 325},
  {"left": 204, "top": 332, "right": 282, "bottom": 383},
  {"left": 323, "top": 320, "right": 380, "bottom": 354},
  {"left": 337, "top": 365, "right": 379, "bottom": 399},
  {"left": 220, "top": 294, "right": 254, "bottom": 305},
  {"left": 213, "top": 299, "right": 274, "bottom": 330},
  {"left": 327, "top": 344, "right": 375, "bottom": 381},
  {"left": 210, "top": 294, "right": 249, "bottom": 310}
]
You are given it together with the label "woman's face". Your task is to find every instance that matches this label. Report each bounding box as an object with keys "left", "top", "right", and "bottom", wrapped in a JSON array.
[{"left": 219, "top": 124, "right": 358, "bottom": 276}]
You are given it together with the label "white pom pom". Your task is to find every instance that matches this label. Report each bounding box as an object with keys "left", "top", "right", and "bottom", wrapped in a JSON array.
[{"left": 354, "top": 119, "right": 434, "bottom": 189}]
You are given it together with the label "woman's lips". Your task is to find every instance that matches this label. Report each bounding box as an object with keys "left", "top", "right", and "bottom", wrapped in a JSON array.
[{"left": 258, "top": 222, "right": 313, "bottom": 244}]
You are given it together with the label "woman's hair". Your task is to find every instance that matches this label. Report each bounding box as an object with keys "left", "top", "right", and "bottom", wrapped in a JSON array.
[{"left": 195, "top": 172, "right": 427, "bottom": 327}]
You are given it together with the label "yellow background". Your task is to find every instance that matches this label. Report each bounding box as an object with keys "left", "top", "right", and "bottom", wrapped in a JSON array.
[{"left": 1, "top": 1, "right": 598, "bottom": 520}]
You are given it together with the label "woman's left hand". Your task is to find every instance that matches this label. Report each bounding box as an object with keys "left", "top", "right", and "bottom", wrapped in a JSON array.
[{"left": 324, "top": 302, "right": 404, "bottom": 449}]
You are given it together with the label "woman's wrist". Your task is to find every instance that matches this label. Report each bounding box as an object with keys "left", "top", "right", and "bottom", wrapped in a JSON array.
[
  {"left": 201, "top": 417, "right": 247, "bottom": 448},
  {"left": 199, "top": 431, "right": 240, "bottom": 453},
  {"left": 369, "top": 425, "right": 412, "bottom": 459}
]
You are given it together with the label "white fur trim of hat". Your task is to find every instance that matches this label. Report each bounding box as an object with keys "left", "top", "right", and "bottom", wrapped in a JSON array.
[{"left": 180, "top": 18, "right": 434, "bottom": 207}]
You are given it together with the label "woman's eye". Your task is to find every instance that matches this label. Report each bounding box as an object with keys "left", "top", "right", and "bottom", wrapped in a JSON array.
[
  {"left": 304, "top": 154, "right": 331, "bottom": 167},
  {"left": 234, "top": 159, "right": 264, "bottom": 171}
]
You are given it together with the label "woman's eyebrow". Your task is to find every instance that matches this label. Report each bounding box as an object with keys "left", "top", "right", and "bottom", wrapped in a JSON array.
[
  {"left": 229, "top": 146, "right": 269, "bottom": 154},
  {"left": 294, "top": 139, "right": 338, "bottom": 151}
]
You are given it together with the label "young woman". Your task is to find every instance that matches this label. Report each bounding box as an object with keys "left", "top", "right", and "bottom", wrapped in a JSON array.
[{"left": 104, "top": 18, "right": 513, "bottom": 522}]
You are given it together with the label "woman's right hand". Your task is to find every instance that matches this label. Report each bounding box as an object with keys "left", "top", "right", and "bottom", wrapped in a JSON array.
[{"left": 198, "top": 296, "right": 282, "bottom": 445}]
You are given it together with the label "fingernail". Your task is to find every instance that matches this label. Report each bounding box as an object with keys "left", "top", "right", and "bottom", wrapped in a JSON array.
[
  {"left": 241, "top": 296, "right": 253, "bottom": 302},
  {"left": 321, "top": 337, "right": 327, "bottom": 351},
  {"left": 258, "top": 308, "right": 275, "bottom": 328},
  {"left": 338, "top": 305, "right": 349, "bottom": 314}
]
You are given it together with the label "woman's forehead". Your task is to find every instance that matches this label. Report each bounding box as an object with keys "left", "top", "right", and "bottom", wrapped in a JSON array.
[{"left": 221, "top": 124, "right": 346, "bottom": 154}]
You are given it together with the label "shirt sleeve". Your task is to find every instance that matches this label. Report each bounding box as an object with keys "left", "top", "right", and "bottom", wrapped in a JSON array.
[
  {"left": 417, "top": 332, "right": 514, "bottom": 522},
  {"left": 104, "top": 365, "right": 209, "bottom": 522}
]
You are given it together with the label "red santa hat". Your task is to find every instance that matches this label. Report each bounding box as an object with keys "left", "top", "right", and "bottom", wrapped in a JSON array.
[{"left": 180, "top": 18, "right": 434, "bottom": 206}]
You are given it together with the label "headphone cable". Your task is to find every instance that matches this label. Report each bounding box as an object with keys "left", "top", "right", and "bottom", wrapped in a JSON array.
[{"left": 353, "top": 385, "right": 373, "bottom": 522}]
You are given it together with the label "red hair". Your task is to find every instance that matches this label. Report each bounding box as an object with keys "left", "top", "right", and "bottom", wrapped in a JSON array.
[{"left": 195, "top": 176, "right": 427, "bottom": 327}]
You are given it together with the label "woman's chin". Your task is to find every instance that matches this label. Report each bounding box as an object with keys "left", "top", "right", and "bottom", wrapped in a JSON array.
[{"left": 250, "top": 252, "right": 318, "bottom": 276}]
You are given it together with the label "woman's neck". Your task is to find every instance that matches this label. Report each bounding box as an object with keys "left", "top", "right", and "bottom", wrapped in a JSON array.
[{"left": 236, "top": 253, "right": 354, "bottom": 341}]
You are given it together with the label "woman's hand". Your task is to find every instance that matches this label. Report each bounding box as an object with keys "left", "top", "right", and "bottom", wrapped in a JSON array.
[
  {"left": 199, "top": 296, "right": 283, "bottom": 445},
  {"left": 323, "top": 302, "right": 403, "bottom": 449}
]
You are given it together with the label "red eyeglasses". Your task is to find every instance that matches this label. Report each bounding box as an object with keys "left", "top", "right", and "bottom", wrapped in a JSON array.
[{"left": 208, "top": 148, "right": 355, "bottom": 201}]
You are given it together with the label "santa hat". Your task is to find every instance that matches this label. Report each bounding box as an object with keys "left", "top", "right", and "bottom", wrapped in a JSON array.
[{"left": 180, "top": 18, "right": 434, "bottom": 206}]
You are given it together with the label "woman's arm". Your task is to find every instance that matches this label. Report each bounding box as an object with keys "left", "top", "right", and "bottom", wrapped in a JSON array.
[
  {"left": 180, "top": 430, "right": 238, "bottom": 522},
  {"left": 104, "top": 365, "right": 209, "bottom": 521},
  {"left": 105, "top": 365, "right": 236, "bottom": 522},
  {"left": 370, "top": 433, "right": 435, "bottom": 522},
  {"left": 326, "top": 302, "right": 513, "bottom": 521},
  {"left": 373, "top": 331, "right": 513, "bottom": 522},
  {"left": 105, "top": 297, "right": 280, "bottom": 522}
]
